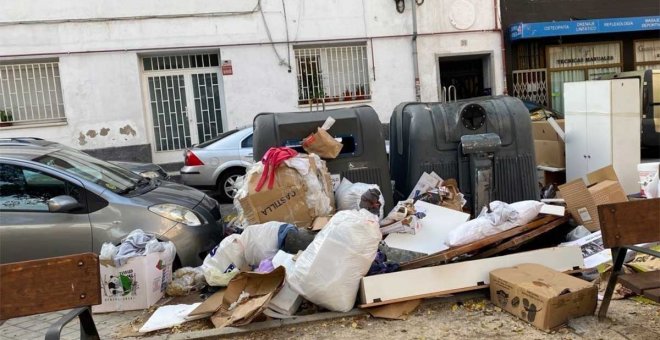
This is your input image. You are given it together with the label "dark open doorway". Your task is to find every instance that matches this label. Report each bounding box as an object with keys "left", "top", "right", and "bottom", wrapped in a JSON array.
[{"left": 439, "top": 55, "right": 491, "bottom": 100}]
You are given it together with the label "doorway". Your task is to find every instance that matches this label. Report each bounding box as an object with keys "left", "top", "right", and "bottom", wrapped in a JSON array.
[
  {"left": 438, "top": 54, "right": 492, "bottom": 101},
  {"left": 141, "top": 53, "right": 226, "bottom": 164}
]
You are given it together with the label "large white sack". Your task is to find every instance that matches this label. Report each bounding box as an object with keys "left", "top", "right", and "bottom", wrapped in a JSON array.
[
  {"left": 509, "top": 200, "right": 544, "bottom": 225},
  {"left": 288, "top": 209, "right": 381, "bottom": 312},
  {"left": 335, "top": 178, "right": 385, "bottom": 219},
  {"left": 201, "top": 234, "right": 246, "bottom": 286},
  {"left": 240, "top": 221, "right": 283, "bottom": 266}
]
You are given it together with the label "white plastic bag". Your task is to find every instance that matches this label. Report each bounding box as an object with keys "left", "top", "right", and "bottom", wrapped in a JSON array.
[
  {"left": 644, "top": 170, "right": 659, "bottom": 198},
  {"left": 241, "top": 222, "right": 282, "bottom": 266},
  {"left": 201, "top": 234, "right": 246, "bottom": 286},
  {"left": 446, "top": 200, "right": 545, "bottom": 247},
  {"left": 288, "top": 210, "right": 381, "bottom": 312},
  {"left": 509, "top": 200, "right": 544, "bottom": 225},
  {"left": 335, "top": 179, "right": 385, "bottom": 219},
  {"left": 99, "top": 243, "right": 118, "bottom": 261}
]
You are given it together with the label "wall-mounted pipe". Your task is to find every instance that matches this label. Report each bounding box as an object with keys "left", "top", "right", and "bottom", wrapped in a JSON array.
[{"left": 411, "top": 0, "right": 421, "bottom": 102}]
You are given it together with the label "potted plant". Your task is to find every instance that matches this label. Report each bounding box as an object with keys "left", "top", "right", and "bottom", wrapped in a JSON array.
[
  {"left": 343, "top": 88, "right": 353, "bottom": 102},
  {"left": 355, "top": 85, "right": 367, "bottom": 100},
  {"left": 0, "top": 109, "right": 13, "bottom": 127}
]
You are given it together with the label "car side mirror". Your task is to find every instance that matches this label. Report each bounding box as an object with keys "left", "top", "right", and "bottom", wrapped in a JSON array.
[{"left": 47, "top": 195, "right": 81, "bottom": 213}]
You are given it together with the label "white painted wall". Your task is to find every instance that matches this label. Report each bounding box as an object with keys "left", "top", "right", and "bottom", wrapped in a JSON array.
[{"left": 0, "top": 0, "right": 503, "bottom": 163}]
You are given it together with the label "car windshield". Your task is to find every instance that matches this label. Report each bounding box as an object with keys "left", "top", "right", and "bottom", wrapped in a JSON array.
[
  {"left": 196, "top": 129, "right": 240, "bottom": 148},
  {"left": 31, "top": 148, "right": 142, "bottom": 194}
]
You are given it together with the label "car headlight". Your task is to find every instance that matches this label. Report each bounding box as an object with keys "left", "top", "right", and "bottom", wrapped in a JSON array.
[
  {"left": 149, "top": 204, "right": 202, "bottom": 227},
  {"left": 140, "top": 171, "right": 161, "bottom": 179}
]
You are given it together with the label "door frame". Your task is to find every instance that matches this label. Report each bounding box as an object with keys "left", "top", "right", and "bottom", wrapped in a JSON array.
[
  {"left": 138, "top": 50, "right": 228, "bottom": 164},
  {"left": 435, "top": 51, "right": 495, "bottom": 101}
]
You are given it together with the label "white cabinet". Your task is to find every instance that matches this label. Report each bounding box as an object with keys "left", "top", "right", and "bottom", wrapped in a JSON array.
[{"left": 564, "top": 79, "right": 641, "bottom": 194}]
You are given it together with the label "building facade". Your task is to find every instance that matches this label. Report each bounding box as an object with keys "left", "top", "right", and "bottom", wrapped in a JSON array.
[
  {"left": 0, "top": 0, "right": 505, "bottom": 166},
  {"left": 501, "top": 0, "right": 659, "bottom": 112}
]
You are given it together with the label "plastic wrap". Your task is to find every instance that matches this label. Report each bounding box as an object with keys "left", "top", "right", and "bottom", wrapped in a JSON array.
[
  {"left": 166, "top": 267, "right": 206, "bottom": 296},
  {"left": 284, "top": 154, "right": 334, "bottom": 217},
  {"left": 288, "top": 209, "right": 381, "bottom": 312}
]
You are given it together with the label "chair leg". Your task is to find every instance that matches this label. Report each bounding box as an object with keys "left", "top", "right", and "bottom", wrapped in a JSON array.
[
  {"left": 45, "top": 307, "right": 99, "bottom": 340},
  {"left": 598, "top": 247, "right": 627, "bottom": 320}
]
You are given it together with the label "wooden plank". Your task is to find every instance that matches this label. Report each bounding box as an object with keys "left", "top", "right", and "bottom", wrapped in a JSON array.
[
  {"left": 617, "top": 271, "right": 660, "bottom": 295},
  {"left": 401, "top": 215, "right": 561, "bottom": 270},
  {"left": 0, "top": 253, "right": 100, "bottom": 320},
  {"left": 360, "top": 246, "right": 584, "bottom": 308},
  {"left": 472, "top": 216, "right": 568, "bottom": 260},
  {"left": 598, "top": 198, "right": 660, "bottom": 248},
  {"left": 643, "top": 287, "right": 660, "bottom": 303}
]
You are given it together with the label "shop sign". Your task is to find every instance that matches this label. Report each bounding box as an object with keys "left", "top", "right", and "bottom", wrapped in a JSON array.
[
  {"left": 634, "top": 40, "right": 660, "bottom": 63},
  {"left": 510, "top": 16, "right": 660, "bottom": 41},
  {"left": 548, "top": 42, "right": 621, "bottom": 69}
]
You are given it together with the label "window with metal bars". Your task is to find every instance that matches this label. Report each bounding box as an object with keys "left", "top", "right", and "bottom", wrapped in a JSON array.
[
  {"left": 0, "top": 62, "right": 66, "bottom": 127},
  {"left": 294, "top": 44, "right": 371, "bottom": 105}
]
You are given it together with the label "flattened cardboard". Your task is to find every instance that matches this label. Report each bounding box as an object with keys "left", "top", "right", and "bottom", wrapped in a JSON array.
[
  {"left": 532, "top": 120, "right": 565, "bottom": 141},
  {"left": 559, "top": 165, "right": 627, "bottom": 231},
  {"left": 489, "top": 263, "right": 597, "bottom": 331},
  {"left": 209, "top": 267, "right": 285, "bottom": 328},
  {"left": 189, "top": 289, "right": 225, "bottom": 316},
  {"left": 366, "top": 299, "right": 421, "bottom": 320}
]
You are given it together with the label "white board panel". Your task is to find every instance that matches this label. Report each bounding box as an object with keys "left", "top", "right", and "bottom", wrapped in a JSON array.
[
  {"left": 360, "top": 246, "right": 584, "bottom": 306},
  {"left": 383, "top": 201, "right": 470, "bottom": 255}
]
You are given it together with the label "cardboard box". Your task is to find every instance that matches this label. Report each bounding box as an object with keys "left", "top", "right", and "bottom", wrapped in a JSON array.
[
  {"left": 489, "top": 263, "right": 597, "bottom": 331},
  {"left": 93, "top": 252, "right": 173, "bottom": 313},
  {"left": 558, "top": 165, "right": 628, "bottom": 231},
  {"left": 238, "top": 156, "right": 334, "bottom": 228},
  {"left": 533, "top": 120, "right": 565, "bottom": 168}
]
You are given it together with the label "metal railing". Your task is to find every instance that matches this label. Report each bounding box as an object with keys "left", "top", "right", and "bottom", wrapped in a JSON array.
[
  {"left": 0, "top": 62, "right": 66, "bottom": 126},
  {"left": 294, "top": 44, "right": 371, "bottom": 105}
]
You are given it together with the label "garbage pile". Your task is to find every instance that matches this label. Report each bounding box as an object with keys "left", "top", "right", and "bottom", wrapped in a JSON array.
[{"left": 124, "top": 148, "right": 658, "bottom": 335}]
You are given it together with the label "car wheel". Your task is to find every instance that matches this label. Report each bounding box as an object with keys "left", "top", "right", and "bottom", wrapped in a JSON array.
[{"left": 217, "top": 168, "right": 246, "bottom": 203}]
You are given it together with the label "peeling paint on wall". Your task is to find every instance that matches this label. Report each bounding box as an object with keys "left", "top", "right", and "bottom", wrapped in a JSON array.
[
  {"left": 78, "top": 132, "right": 87, "bottom": 145},
  {"left": 119, "top": 124, "right": 136, "bottom": 136}
]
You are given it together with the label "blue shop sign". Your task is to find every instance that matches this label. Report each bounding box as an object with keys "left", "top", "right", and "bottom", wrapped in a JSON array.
[{"left": 510, "top": 16, "right": 660, "bottom": 41}]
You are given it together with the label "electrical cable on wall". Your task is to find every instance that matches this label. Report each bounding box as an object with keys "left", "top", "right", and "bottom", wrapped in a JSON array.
[
  {"left": 259, "top": 0, "right": 290, "bottom": 68},
  {"left": 282, "top": 0, "right": 292, "bottom": 72}
]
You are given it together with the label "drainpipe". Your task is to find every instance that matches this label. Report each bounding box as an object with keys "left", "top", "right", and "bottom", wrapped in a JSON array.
[{"left": 412, "top": 0, "right": 421, "bottom": 102}]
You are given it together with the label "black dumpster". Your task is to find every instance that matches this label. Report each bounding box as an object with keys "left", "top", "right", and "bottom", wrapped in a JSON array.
[
  {"left": 389, "top": 96, "right": 538, "bottom": 214},
  {"left": 253, "top": 106, "right": 393, "bottom": 212}
]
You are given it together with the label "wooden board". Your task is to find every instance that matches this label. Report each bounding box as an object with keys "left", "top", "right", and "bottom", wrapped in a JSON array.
[
  {"left": 598, "top": 198, "right": 660, "bottom": 248},
  {"left": 643, "top": 287, "right": 660, "bottom": 303},
  {"left": 0, "top": 253, "right": 100, "bottom": 320},
  {"left": 360, "top": 246, "right": 584, "bottom": 308},
  {"left": 401, "top": 215, "right": 561, "bottom": 270},
  {"left": 617, "top": 271, "right": 660, "bottom": 295},
  {"left": 384, "top": 201, "right": 470, "bottom": 255},
  {"left": 471, "top": 216, "right": 568, "bottom": 260}
]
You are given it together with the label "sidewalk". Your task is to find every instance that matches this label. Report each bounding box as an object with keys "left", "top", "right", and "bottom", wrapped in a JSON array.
[{"left": 0, "top": 310, "right": 140, "bottom": 340}]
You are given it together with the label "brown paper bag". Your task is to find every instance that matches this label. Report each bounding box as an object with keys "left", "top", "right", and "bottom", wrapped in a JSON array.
[{"left": 302, "top": 127, "right": 342, "bottom": 159}]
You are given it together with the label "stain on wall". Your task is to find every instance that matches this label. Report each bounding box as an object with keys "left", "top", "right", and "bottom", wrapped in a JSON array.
[
  {"left": 100, "top": 127, "right": 110, "bottom": 136},
  {"left": 86, "top": 129, "right": 97, "bottom": 138},
  {"left": 119, "top": 125, "right": 136, "bottom": 136},
  {"left": 78, "top": 132, "right": 87, "bottom": 145}
]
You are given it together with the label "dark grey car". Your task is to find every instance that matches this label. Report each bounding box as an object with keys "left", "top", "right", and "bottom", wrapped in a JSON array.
[{"left": 0, "top": 143, "right": 222, "bottom": 267}]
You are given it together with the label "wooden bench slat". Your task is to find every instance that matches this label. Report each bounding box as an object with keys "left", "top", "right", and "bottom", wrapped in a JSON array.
[
  {"left": 0, "top": 253, "right": 101, "bottom": 320},
  {"left": 617, "top": 271, "right": 660, "bottom": 295}
]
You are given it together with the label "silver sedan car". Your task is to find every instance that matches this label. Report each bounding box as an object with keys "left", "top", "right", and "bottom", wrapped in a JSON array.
[
  {"left": 0, "top": 143, "right": 223, "bottom": 267},
  {"left": 180, "top": 127, "right": 254, "bottom": 202}
]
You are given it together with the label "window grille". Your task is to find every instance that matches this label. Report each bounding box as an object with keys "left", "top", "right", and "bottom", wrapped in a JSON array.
[
  {"left": 295, "top": 44, "right": 371, "bottom": 105},
  {"left": 0, "top": 62, "right": 66, "bottom": 126},
  {"left": 142, "top": 53, "right": 220, "bottom": 71}
]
